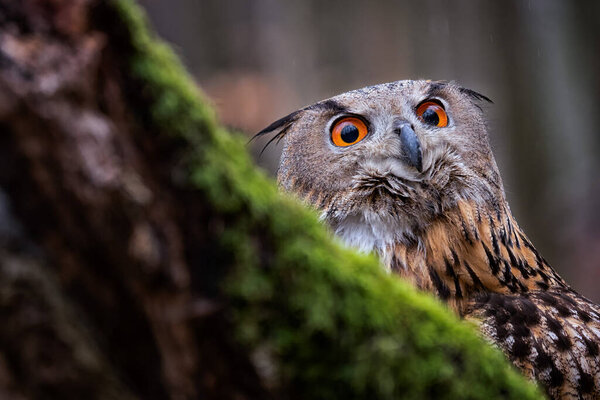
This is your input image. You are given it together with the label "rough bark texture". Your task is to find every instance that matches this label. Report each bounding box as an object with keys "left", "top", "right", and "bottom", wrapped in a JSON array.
[{"left": 0, "top": 0, "right": 545, "bottom": 399}]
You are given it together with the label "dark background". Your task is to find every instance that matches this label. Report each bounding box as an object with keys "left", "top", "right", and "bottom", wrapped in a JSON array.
[{"left": 140, "top": 0, "right": 600, "bottom": 301}]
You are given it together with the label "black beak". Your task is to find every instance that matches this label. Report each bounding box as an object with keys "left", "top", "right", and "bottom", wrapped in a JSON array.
[{"left": 394, "top": 121, "right": 423, "bottom": 173}]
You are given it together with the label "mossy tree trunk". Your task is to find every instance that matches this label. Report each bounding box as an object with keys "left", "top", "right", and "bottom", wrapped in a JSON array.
[{"left": 0, "top": 1, "right": 545, "bottom": 399}]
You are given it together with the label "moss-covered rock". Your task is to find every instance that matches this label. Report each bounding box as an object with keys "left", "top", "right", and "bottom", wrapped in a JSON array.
[{"left": 109, "top": 1, "right": 545, "bottom": 398}]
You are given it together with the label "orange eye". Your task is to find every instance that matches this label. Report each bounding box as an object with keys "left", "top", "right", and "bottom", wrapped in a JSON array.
[
  {"left": 416, "top": 101, "right": 448, "bottom": 127},
  {"left": 331, "top": 117, "right": 368, "bottom": 147}
]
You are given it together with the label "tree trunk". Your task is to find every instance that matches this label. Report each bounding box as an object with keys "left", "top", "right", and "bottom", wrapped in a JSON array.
[{"left": 0, "top": 1, "right": 544, "bottom": 399}]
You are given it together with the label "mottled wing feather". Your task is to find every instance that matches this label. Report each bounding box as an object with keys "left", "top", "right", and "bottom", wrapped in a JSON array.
[{"left": 467, "top": 289, "right": 600, "bottom": 399}]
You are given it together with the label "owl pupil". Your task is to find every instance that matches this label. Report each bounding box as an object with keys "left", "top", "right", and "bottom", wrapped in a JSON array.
[
  {"left": 422, "top": 108, "right": 439, "bottom": 125},
  {"left": 340, "top": 124, "right": 359, "bottom": 143}
]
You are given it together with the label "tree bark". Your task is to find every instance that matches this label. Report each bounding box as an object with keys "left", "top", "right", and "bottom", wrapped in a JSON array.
[{"left": 0, "top": 1, "right": 544, "bottom": 399}]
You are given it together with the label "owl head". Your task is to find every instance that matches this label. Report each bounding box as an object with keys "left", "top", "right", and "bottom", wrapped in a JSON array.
[{"left": 257, "top": 80, "right": 504, "bottom": 251}]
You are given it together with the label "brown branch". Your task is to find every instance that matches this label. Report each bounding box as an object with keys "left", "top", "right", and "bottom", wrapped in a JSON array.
[{"left": 0, "top": 1, "right": 264, "bottom": 398}]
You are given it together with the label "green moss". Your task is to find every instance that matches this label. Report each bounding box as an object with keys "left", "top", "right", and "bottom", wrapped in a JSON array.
[{"left": 108, "top": 1, "right": 546, "bottom": 398}]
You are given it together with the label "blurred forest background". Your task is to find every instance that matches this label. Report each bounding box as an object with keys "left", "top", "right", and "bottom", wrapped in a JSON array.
[{"left": 140, "top": 0, "right": 600, "bottom": 301}]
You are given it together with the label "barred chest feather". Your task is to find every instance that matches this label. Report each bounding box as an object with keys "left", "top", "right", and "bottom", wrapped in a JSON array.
[{"left": 328, "top": 199, "right": 600, "bottom": 400}]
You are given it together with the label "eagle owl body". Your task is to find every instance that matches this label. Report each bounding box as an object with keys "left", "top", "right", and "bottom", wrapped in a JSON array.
[{"left": 258, "top": 80, "right": 600, "bottom": 399}]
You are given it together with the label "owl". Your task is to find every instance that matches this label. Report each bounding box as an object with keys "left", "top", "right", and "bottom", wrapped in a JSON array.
[{"left": 256, "top": 80, "right": 600, "bottom": 399}]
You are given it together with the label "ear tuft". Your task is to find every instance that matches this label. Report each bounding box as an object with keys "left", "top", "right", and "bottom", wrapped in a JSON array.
[
  {"left": 458, "top": 87, "right": 493, "bottom": 104},
  {"left": 251, "top": 110, "right": 303, "bottom": 155}
]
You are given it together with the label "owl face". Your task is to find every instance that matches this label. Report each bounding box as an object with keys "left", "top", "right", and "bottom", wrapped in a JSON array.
[{"left": 258, "top": 80, "right": 504, "bottom": 251}]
